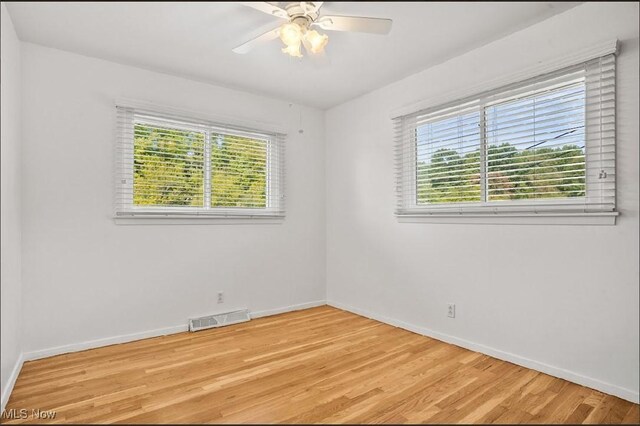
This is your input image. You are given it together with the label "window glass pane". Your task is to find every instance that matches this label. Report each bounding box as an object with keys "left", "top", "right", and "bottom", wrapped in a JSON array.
[
  {"left": 133, "top": 123, "right": 205, "bottom": 207},
  {"left": 486, "top": 83, "right": 586, "bottom": 201},
  {"left": 210, "top": 134, "right": 267, "bottom": 208},
  {"left": 416, "top": 111, "right": 481, "bottom": 204}
]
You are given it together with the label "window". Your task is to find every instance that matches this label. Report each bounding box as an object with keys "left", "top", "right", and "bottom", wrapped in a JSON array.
[
  {"left": 116, "top": 106, "right": 285, "bottom": 219},
  {"left": 395, "top": 54, "right": 616, "bottom": 220}
]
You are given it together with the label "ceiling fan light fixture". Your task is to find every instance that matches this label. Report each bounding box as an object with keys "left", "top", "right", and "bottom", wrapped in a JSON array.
[
  {"left": 234, "top": 2, "right": 392, "bottom": 58},
  {"left": 304, "top": 29, "right": 329, "bottom": 54}
]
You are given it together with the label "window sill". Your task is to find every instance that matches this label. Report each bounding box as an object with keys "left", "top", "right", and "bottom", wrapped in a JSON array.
[
  {"left": 396, "top": 212, "right": 618, "bottom": 225},
  {"left": 114, "top": 216, "right": 285, "bottom": 225}
]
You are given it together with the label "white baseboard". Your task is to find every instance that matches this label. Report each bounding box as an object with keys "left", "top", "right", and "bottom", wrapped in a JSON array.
[
  {"left": 21, "top": 300, "right": 328, "bottom": 362},
  {"left": 22, "top": 324, "right": 189, "bottom": 362},
  {"left": 327, "top": 300, "right": 639, "bottom": 404},
  {"left": 250, "top": 300, "right": 326, "bottom": 319},
  {"left": 1, "top": 353, "right": 24, "bottom": 412}
]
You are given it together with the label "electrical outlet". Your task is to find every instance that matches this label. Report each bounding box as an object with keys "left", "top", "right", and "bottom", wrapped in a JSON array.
[
  {"left": 447, "top": 303, "right": 455, "bottom": 318},
  {"left": 217, "top": 292, "right": 224, "bottom": 304}
]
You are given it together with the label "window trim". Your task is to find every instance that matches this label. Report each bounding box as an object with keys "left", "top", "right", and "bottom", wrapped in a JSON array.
[
  {"left": 114, "top": 99, "right": 286, "bottom": 223},
  {"left": 393, "top": 42, "right": 618, "bottom": 225},
  {"left": 397, "top": 212, "right": 618, "bottom": 226}
]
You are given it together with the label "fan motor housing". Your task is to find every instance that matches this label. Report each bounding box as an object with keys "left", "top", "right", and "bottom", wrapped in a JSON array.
[{"left": 285, "top": 2, "right": 320, "bottom": 22}]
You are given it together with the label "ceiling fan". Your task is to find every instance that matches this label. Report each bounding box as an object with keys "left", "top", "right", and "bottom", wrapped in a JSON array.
[{"left": 233, "top": 2, "right": 393, "bottom": 58}]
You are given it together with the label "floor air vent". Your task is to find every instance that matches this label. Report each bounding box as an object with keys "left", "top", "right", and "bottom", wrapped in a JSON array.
[{"left": 189, "top": 309, "right": 250, "bottom": 332}]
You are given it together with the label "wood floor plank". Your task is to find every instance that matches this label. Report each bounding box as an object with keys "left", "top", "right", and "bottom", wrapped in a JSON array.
[
  {"left": 621, "top": 404, "right": 640, "bottom": 424},
  {"left": 1, "top": 306, "right": 637, "bottom": 424}
]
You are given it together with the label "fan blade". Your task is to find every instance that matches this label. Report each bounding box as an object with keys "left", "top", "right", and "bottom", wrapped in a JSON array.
[
  {"left": 232, "top": 26, "right": 281, "bottom": 54},
  {"left": 314, "top": 15, "right": 392, "bottom": 34},
  {"left": 301, "top": 1, "right": 324, "bottom": 14},
  {"left": 239, "top": 2, "right": 288, "bottom": 19}
]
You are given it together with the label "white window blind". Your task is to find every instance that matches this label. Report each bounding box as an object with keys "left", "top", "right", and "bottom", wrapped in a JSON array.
[
  {"left": 394, "top": 54, "right": 616, "bottom": 217},
  {"left": 116, "top": 106, "right": 285, "bottom": 218}
]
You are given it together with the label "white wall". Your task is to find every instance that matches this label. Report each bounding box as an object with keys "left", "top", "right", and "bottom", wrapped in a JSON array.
[
  {"left": 326, "top": 2, "right": 639, "bottom": 402},
  {"left": 1, "top": 3, "right": 23, "bottom": 408},
  {"left": 20, "top": 43, "right": 326, "bottom": 355}
]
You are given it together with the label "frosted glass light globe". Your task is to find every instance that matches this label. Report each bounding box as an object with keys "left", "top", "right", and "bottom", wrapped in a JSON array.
[
  {"left": 279, "top": 22, "right": 303, "bottom": 47},
  {"left": 304, "top": 30, "right": 328, "bottom": 54}
]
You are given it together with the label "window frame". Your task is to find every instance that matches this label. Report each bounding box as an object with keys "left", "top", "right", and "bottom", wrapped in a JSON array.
[
  {"left": 394, "top": 52, "right": 618, "bottom": 225},
  {"left": 114, "top": 102, "right": 286, "bottom": 223}
]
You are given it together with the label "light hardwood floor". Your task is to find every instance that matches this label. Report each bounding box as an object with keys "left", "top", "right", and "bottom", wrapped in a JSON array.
[{"left": 2, "top": 306, "right": 638, "bottom": 424}]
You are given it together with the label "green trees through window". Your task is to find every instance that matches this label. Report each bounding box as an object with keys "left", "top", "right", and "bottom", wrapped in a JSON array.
[
  {"left": 133, "top": 123, "right": 267, "bottom": 209},
  {"left": 416, "top": 83, "right": 586, "bottom": 205},
  {"left": 210, "top": 134, "right": 267, "bottom": 208}
]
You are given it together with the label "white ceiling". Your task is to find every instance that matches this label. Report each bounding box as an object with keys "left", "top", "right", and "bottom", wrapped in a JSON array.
[{"left": 6, "top": 2, "right": 579, "bottom": 109}]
